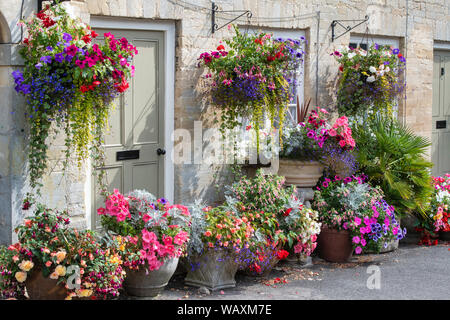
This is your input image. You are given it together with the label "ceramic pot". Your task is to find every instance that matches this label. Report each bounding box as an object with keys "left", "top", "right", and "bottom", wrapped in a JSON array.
[
  {"left": 184, "top": 249, "right": 238, "bottom": 291},
  {"left": 317, "top": 226, "right": 353, "bottom": 263},
  {"left": 123, "top": 257, "right": 179, "bottom": 297}
]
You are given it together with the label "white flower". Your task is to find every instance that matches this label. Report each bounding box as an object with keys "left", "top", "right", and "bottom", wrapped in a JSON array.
[
  {"left": 369, "top": 66, "right": 377, "bottom": 73},
  {"left": 366, "top": 76, "right": 376, "bottom": 83},
  {"left": 348, "top": 52, "right": 356, "bottom": 59}
]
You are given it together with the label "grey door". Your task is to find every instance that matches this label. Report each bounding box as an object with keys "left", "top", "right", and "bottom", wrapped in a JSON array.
[
  {"left": 92, "top": 29, "right": 165, "bottom": 230},
  {"left": 432, "top": 50, "right": 450, "bottom": 177}
]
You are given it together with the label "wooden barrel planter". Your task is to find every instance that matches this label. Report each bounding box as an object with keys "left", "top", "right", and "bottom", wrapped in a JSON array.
[{"left": 25, "top": 268, "right": 67, "bottom": 300}]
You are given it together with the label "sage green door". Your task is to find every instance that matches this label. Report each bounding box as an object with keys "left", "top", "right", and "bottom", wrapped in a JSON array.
[
  {"left": 91, "top": 29, "right": 165, "bottom": 230},
  {"left": 432, "top": 51, "right": 450, "bottom": 177}
]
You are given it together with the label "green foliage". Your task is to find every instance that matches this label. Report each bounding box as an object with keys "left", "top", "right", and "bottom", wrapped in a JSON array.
[{"left": 353, "top": 115, "right": 433, "bottom": 218}]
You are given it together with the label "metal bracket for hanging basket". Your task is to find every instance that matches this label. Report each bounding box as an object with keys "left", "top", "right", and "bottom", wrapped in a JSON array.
[
  {"left": 211, "top": 1, "right": 252, "bottom": 34},
  {"left": 37, "top": 0, "right": 71, "bottom": 12},
  {"left": 331, "top": 15, "right": 369, "bottom": 42}
]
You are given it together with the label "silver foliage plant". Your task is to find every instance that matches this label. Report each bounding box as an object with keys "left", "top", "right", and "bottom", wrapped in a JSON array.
[{"left": 186, "top": 199, "right": 208, "bottom": 256}]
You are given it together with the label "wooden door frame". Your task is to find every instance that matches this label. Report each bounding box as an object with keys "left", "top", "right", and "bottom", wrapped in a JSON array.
[
  {"left": 85, "top": 17, "right": 175, "bottom": 229},
  {"left": 432, "top": 43, "right": 450, "bottom": 176}
]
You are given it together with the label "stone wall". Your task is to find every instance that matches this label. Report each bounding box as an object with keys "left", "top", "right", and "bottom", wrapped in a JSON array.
[{"left": 0, "top": 0, "right": 449, "bottom": 244}]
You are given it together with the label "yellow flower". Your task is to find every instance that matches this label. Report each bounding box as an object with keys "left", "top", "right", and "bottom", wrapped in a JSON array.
[
  {"left": 119, "top": 244, "right": 126, "bottom": 251},
  {"left": 18, "top": 260, "right": 34, "bottom": 272},
  {"left": 55, "top": 265, "right": 66, "bottom": 276},
  {"left": 56, "top": 250, "right": 66, "bottom": 262},
  {"left": 76, "top": 289, "right": 93, "bottom": 297},
  {"left": 109, "top": 254, "right": 122, "bottom": 265},
  {"left": 15, "top": 271, "right": 27, "bottom": 283}
]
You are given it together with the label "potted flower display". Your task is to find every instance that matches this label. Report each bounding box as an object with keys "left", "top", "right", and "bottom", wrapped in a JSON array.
[
  {"left": 97, "top": 189, "right": 191, "bottom": 297},
  {"left": 11, "top": 3, "right": 137, "bottom": 195},
  {"left": 333, "top": 44, "right": 406, "bottom": 119},
  {"left": 312, "top": 175, "right": 405, "bottom": 262},
  {"left": 184, "top": 203, "right": 254, "bottom": 290},
  {"left": 0, "top": 202, "right": 125, "bottom": 300},
  {"left": 225, "top": 170, "right": 321, "bottom": 273},
  {"left": 279, "top": 107, "right": 357, "bottom": 203},
  {"left": 198, "top": 25, "right": 305, "bottom": 152},
  {"left": 415, "top": 174, "right": 450, "bottom": 245}
]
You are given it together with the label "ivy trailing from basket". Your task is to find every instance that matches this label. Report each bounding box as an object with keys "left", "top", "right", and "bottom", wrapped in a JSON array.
[
  {"left": 197, "top": 25, "right": 305, "bottom": 153},
  {"left": 12, "top": 2, "right": 137, "bottom": 196}
]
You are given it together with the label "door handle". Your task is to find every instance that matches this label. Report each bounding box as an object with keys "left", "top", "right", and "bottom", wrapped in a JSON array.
[{"left": 157, "top": 148, "right": 166, "bottom": 155}]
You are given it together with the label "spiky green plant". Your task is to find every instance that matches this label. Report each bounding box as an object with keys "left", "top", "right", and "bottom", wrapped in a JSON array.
[{"left": 353, "top": 115, "right": 433, "bottom": 219}]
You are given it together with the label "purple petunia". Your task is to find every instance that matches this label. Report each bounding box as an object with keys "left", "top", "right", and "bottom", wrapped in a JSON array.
[
  {"left": 35, "top": 62, "right": 43, "bottom": 69},
  {"left": 55, "top": 53, "right": 64, "bottom": 63},
  {"left": 392, "top": 48, "right": 400, "bottom": 55},
  {"left": 62, "top": 33, "right": 72, "bottom": 43},
  {"left": 40, "top": 56, "right": 52, "bottom": 64}
]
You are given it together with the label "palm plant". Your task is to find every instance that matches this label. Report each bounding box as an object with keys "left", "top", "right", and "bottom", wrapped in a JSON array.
[{"left": 353, "top": 115, "right": 433, "bottom": 219}]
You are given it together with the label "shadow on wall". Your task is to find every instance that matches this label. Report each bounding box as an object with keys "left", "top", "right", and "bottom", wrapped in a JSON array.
[{"left": 0, "top": 11, "right": 11, "bottom": 43}]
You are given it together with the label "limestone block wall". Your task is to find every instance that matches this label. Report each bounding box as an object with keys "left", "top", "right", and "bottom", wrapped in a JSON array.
[{"left": 0, "top": 0, "right": 449, "bottom": 244}]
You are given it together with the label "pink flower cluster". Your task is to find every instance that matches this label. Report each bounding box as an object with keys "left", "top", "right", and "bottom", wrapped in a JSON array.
[
  {"left": 97, "top": 189, "right": 130, "bottom": 222},
  {"left": 328, "top": 116, "right": 356, "bottom": 149},
  {"left": 139, "top": 229, "right": 189, "bottom": 271}
]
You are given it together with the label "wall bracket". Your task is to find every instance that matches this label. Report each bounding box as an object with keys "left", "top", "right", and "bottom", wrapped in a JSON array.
[
  {"left": 211, "top": 2, "right": 252, "bottom": 34},
  {"left": 331, "top": 15, "right": 369, "bottom": 42}
]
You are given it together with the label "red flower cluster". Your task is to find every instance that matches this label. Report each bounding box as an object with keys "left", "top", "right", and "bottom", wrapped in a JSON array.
[
  {"left": 36, "top": 7, "right": 56, "bottom": 28},
  {"left": 415, "top": 227, "right": 439, "bottom": 246},
  {"left": 276, "top": 249, "right": 289, "bottom": 260}
]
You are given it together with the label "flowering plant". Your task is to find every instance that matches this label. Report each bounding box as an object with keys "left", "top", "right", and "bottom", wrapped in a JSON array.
[
  {"left": 280, "top": 107, "right": 358, "bottom": 176},
  {"left": 0, "top": 203, "right": 125, "bottom": 300},
  {"left": 333, "top": 44, "right": 406, "bottom": 118},
  {"left": 224, "top": 170, "right": 320, "bottom": 274},
  {"left": 415, "top": 174, "right": 450, "bottom": 245},
  {"left": 98, "top": 189, "right": 191, "bottom": 272},
  {"left": 313, "top": 175, "right": 405, "bottom": 254},
  {"left": 187, "top": 204, "right": 254, "bottom": 254},
  {"left": 198, "top": 25, "right": 305, "bottom": 150},
  {"left": 429, "top": 175, "right": 450, "bottom": 233},
  {"left": 12, "top": 3, "right": 137, "bottom": 193}
]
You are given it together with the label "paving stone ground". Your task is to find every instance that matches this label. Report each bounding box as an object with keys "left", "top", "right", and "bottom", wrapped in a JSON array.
[{"left": 123, "top": 242, "right": 450, "bottom": 300}]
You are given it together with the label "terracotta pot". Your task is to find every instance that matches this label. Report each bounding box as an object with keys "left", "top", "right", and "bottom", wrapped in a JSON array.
[
  {"left": 317, "top": 226, "right": 353, "bottom": 262},
  {"left": 184, "top": 248, "right": 238, "bottom": 291},
  {"left": 277, "top": 159, "right": 324, "bottom": 187},
  {"left": 25, "top": 268, "right": 67, "bottom": 300},
  {"left": 123, "top": 257, "right": 179, "bottom": 297}
]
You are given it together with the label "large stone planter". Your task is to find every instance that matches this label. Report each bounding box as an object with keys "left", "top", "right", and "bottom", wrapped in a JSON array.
[
  {"left": 25, "top": 268, "right": 67, "bottom": 300},
  {"left": 123, "top": 257, "right": 179, "bottom": 297},
  {"left": 184, "top": 249, "right": 238, "bottom": 291},
  {"left": 278, "top": 159, "right": 324, "bottom": 187},
  {"left": 278, "top": 159, "right": 324, "bottom": 206},
  {"left": 317, "top": 226, "right": 353, "bottom": 263}
]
